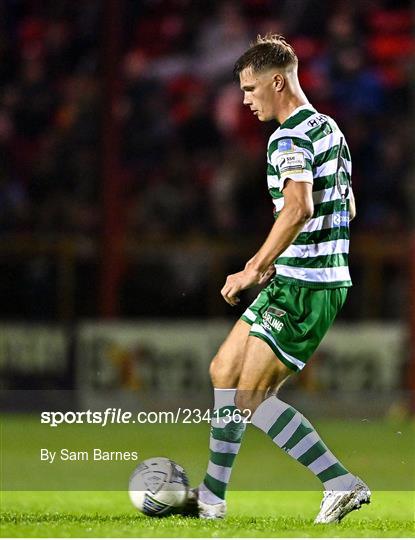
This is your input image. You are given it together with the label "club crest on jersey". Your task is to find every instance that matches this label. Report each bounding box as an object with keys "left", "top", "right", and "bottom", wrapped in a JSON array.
[{"left": 278, "top": 138, "right": 294, "bottom": 152}]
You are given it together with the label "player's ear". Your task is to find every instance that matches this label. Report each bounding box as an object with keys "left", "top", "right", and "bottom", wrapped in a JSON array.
[{"left": 273, "top": 73, "right": 285, "bottom": 92}]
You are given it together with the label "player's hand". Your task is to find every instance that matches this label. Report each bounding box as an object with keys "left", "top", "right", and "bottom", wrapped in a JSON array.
[
  {"left": 258, "top": 265, "right": 275, "bottom": 285},
  {"left": 221, "top": 267, "right": 262, "bottom": 306}
]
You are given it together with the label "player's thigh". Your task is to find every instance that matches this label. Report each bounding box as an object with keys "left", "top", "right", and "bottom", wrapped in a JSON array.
[
  {"left": 235, "top": 335, "right": 291, "bottom": 412},
  {"left": 210, "top": 318, "right": 251, "bottom": 388}
]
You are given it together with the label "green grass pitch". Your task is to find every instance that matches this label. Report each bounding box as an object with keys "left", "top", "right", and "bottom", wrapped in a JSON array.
[
  {"left": 1, "top": 414, "right": 414, "bottom": 537},
  {"left": 1, "top": 490, "right": 414, "bottom": 537}
]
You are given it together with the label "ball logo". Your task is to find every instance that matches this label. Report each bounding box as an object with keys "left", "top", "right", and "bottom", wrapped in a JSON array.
[
  {"left": 143, "top": 471, "right": 168, "bottom": 494},
  {"left": 142, "top": 494, "right": 169, "bottom": 515}
]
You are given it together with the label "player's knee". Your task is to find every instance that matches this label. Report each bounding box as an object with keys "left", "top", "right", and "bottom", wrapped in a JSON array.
[
  {"left": 235, "top": 389, "right": 265, "bottom": 415},
  {"left": 209, "top": 354, "right": 239, "bottom": 387},
  {"left": 208, "top": 356, "right": 219, "bottom": 383}
]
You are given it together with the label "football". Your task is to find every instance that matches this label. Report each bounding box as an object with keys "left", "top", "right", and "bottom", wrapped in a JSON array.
[{"left": 129, "top": 457, "right": 189, "bottom": 516}]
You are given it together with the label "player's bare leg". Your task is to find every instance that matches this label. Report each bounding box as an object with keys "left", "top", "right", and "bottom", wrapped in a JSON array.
[
  {"left": 209, "top": 319, "right": 251, "bottom": 388},
  {"left": 235, "top": 334, "right": 291, "bottom": 412}
]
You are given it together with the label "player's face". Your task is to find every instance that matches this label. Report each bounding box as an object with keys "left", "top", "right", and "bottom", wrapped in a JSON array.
[{"left": 239, "top": 67, "right": 277, "bottom": 122}]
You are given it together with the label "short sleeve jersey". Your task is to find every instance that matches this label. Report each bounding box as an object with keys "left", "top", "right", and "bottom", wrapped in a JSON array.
[{"left": 267, "top": 104, "right": 352, "bottom": 288}]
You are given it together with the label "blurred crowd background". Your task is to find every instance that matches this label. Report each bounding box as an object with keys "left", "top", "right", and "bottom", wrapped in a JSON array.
[{"left": 0, "top": 0, "right": 413, "bottom": 321}]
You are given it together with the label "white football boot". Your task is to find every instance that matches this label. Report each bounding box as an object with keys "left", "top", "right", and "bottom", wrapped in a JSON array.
[
  {"left": 198, "top": 498, "right": 227, "bottom": 519},
  {"left": 183, "top": 488, "right": 226, "bottom": 519},
  {"left": 314, "top": 477, "right": 371, "bottom": 524}
]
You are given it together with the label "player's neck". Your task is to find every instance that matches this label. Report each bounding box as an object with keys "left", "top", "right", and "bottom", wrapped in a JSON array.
[{"left": 275, "top": 92, "right": 309, "bottom": 125}]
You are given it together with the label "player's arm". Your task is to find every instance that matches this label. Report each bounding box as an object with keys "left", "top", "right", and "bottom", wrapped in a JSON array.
[
  {"left": 221, "top": 180, "right": 314, "bottom": 306},
  {"left": 349, "top": 187, "right": 356, "bottom": 220}
]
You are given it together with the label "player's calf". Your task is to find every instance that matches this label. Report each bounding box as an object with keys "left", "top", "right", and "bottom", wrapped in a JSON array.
[{"left": 234, "top": 388, "right": 267, "bottom": 415}]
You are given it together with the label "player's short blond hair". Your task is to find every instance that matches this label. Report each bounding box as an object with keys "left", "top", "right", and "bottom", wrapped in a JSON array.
[{"left": 233, "top": 33, "right": 298, "bottom": 77}]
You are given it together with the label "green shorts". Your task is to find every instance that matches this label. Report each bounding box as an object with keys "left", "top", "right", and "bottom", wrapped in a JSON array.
[{"left": 241, "top": 277, "right": 348, "bottom": 372}]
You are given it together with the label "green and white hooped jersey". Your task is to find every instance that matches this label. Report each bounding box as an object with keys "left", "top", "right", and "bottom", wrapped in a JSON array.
[{"left": 268, "top": 104, "right": 352, "bottom": 288}]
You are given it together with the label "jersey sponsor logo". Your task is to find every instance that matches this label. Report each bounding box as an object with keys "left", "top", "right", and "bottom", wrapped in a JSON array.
[
  {"left": 262, "top": 310, "right": 285, "bottom": 332},
  {"left": 333, "top": 210, "right": 349, "bottom": 227},
  {"left": 277, "top": 151, "right": 305, "bottom": 175},
  {"left": 278, "top": 138, "right": 295, "bottom": 152},
  {"left": 307, "top": 114, "right": 327, "bottom": 127}
]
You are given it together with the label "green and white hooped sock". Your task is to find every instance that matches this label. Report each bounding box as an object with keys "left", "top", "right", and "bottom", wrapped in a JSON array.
[
  {"left": 251, "top": 395, "right": 356, "bottom": 491},
  {"left": 199, "top": 388, "right": 246, "bottom": 504}
]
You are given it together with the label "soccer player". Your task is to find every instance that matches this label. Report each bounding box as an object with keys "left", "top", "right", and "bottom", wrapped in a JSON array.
[{"left": 187, "top": 34, "right": 371, "bottom": 523}]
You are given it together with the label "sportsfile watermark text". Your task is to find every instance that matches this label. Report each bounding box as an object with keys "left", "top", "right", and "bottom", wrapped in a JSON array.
[{"left": 40, "top": 408, "right": 252, "bottom": 427}]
